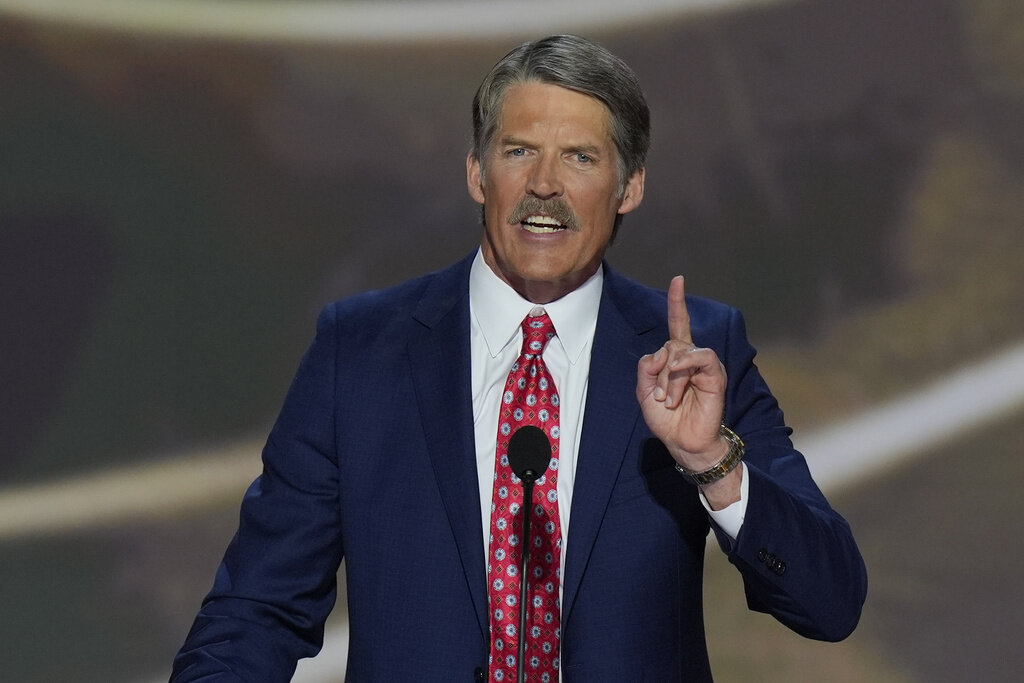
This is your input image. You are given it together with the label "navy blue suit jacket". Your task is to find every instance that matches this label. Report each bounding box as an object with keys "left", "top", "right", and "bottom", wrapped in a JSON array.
[{"left": 172, "top": 253, "right": 866, "bottom": 681}]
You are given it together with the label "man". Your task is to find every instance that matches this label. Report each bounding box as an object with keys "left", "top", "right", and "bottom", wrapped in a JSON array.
[{"left": 172, "top": 35, "right": 866, "bottom": 682}]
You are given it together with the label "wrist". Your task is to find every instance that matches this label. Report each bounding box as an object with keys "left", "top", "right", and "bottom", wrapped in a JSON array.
[{"left": 674, "top": 425, "right": 745, "bottom": 487}]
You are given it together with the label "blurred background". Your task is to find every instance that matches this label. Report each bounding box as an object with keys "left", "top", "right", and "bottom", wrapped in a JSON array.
[{"left": 1, "top": 0, "right": 1022, "bottom": 681}]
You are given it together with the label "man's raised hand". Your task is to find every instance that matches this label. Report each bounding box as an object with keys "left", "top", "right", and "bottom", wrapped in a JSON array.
[{"left": 636, "top": 276, "right": 729, "bottom": 473}]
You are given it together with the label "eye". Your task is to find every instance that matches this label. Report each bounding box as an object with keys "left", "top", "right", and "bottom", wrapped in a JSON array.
[
  {"left": 575, "top": 152, "right": 594, "bottom": 164},
  {"left": 507, "top": 147, "right": 527, "bottom": 157}
]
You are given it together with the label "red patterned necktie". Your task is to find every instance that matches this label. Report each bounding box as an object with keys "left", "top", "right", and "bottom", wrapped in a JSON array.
[{"left": 488, "top": 312, "right": 562, "bottom": 682}]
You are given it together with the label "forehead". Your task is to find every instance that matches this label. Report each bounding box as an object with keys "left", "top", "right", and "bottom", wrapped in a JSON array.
[{"left": 495, "top": 81, "right": 613, "bottom": 144}]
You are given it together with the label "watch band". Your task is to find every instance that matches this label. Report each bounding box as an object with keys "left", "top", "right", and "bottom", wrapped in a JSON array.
[{"left": 674, "top": 425, "right": 745, "bottom": 487}]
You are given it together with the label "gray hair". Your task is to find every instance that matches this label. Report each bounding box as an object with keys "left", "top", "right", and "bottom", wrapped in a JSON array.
[{"left": 471, "top": 34, "right": 650, "bottom": 194}]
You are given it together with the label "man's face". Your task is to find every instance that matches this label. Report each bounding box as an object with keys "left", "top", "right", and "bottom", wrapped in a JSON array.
[{"left": 467, "top": 81, "right": 644, "bottom": 304}]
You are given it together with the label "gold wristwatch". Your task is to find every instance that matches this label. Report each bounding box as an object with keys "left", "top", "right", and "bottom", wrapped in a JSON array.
[{"left": 674, "top": 425, "right": 745, "bottom": 486}]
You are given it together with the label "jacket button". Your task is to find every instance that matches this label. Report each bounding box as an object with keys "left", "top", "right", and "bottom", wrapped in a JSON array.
[
  {"left": 758, "top": 548, "right": 786, "bottom": 575},
  {"left": 474, "top": 667, "right": 485, "bottom": 682}
]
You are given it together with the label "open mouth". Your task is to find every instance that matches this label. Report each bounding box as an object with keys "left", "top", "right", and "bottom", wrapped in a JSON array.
[
  {"left": 508, "top": 197, "right": 579, "bottom": 232},
  {"left": 521, "top": 214, "right": 566, "bottom": 234}
]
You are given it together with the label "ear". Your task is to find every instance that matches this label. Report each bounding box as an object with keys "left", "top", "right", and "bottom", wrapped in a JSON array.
[
  {"left": 466, "top": 152, "right": 486, "bottom": 205},
  {"left": 617, "top": 167, "right": 645, "bottom": 215}
]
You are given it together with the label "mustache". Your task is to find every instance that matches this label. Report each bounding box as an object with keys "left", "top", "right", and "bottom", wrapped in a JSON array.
[{"left": 507, "top": 197, "right": 581, "bottom": 232}]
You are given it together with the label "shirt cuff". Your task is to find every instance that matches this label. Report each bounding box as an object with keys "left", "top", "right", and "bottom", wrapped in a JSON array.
[{"left": 699, "top": 463, "right": 748, "bottom": 540}]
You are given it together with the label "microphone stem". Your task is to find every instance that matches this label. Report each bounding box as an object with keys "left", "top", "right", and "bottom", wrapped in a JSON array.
[{"left": 517, "top": 477, "right": 535, "bottom": 683}]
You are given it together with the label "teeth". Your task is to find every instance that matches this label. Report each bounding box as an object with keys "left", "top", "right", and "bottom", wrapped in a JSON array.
[{"left": 523, "top": 215, "right": 564, "bottom": 233}]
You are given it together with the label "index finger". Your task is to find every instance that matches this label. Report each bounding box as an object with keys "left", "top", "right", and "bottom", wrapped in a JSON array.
[{"left": 667, "top": 275, "right": 692, "bottom": 343}]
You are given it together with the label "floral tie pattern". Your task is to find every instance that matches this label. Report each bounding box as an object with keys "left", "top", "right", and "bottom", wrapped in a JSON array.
[{"left": 487, "top": 312, "right": 561, "bottom": 682}]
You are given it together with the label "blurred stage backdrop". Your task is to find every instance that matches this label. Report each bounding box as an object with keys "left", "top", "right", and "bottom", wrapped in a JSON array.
[{"left": 1, "top": 0, "right": 1023, "bottom": 681}]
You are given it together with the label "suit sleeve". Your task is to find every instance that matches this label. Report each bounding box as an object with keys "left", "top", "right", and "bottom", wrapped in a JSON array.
[
  {"left": 170, "top": 304, "right": 344, "bottom": 682},
  {"left": 714, "top": 306, "right": 868, "bottom": 642}
]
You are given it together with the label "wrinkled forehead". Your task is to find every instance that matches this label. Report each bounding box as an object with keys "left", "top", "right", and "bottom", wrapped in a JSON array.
[{"left": 492, "top": 81, "right": 616, "bottom": 148}]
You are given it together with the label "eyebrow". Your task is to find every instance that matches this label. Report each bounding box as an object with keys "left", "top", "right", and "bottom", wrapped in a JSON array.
[
  {"left": 499, "top": 135, "right": 532, "bottom": 148},
  {"left": 568, "top": 143, "right": 603, "bottom": 156}
]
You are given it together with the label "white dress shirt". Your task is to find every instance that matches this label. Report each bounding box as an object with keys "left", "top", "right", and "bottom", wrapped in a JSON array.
[{"left": 468, "top": 250, "right": 747, "bottom": 573}]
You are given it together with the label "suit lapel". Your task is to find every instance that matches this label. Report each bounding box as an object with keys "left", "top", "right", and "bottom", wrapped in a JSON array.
[
  {"left": 407, "top": 255, "right": 490, "bottom": 641},
  {"left": 561, "top": 267, "right": 664, "bottom": 627}
]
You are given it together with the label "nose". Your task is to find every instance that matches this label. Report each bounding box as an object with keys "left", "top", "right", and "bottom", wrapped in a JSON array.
[{"left": 526, "top": 154, "right": 563, "bottom": 200}]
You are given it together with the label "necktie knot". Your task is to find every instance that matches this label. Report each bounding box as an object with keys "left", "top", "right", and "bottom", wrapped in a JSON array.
[{"left": 522, "top": 313, "right": 556, "bottom": 357}]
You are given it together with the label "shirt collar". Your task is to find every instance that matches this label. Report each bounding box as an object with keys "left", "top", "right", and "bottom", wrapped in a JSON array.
[{"left": 469, "top": 248, "right": 602, "bottom": 365}]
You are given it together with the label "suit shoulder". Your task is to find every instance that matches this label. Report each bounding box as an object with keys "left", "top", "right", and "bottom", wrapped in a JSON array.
[
  {"left": 686, "top": 293, "right": 737, "bottom": 325},
  {"left": 324, "top": 274, "right": 426, "bottom": 321},
  {"left": 319, "top": 255, "right": 471, "bottom": 329},
  {"left": 604, "top": 266, "right": 738, "bottom": 327}
]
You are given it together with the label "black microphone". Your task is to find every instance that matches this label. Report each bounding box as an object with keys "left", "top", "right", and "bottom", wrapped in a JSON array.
[
  {"left": 506, "top": 425, "right": 552, "bottom": 683},
  {"left": 507, "top": 425, "right": 552, "bottom": 484}
]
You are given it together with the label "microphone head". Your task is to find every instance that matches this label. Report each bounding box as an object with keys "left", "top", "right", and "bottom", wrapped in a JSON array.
[{"left": 507, "top": 425, "right": 552, "bottom": 484}]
